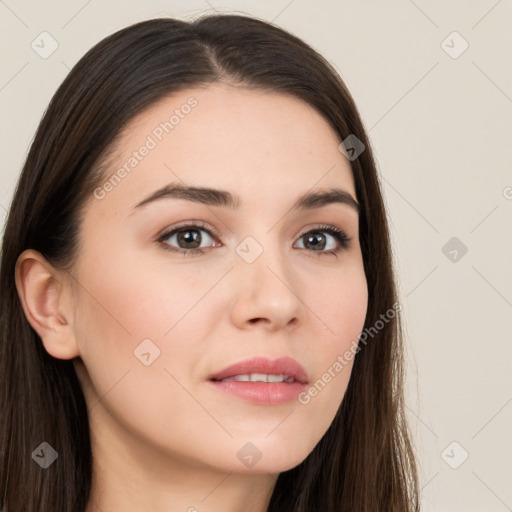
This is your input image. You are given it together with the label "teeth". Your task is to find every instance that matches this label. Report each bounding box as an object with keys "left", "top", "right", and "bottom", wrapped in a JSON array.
[
  {"left": 219, "top": 373, "right": 295, "bottom": 383},
  {"left": 267, "top": 374, "right": 285, "bottom": 382}
]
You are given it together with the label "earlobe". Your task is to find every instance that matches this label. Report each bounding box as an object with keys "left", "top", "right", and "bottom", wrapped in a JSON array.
[{"left": 14, "top": 249, "right": 80, "bottom": 360}]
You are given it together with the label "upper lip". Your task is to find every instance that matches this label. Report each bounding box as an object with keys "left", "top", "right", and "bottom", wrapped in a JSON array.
[{"left": 208, "top": 356, "right": 309, "bottom": 384}]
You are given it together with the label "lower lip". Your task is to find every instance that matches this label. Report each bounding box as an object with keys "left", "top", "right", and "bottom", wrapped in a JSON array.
[{"left": 208, "top": 380, "right": 307, "bottom": 405}]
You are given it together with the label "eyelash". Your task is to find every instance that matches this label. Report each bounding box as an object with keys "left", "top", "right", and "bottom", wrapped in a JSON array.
[{"left": 156, "top": 221, "right": 352, "bottom": 258}]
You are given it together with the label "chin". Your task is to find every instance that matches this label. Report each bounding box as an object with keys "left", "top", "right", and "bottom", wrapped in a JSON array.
[{"left": 231, "top": 442, "right": 313, "bottom": 475}]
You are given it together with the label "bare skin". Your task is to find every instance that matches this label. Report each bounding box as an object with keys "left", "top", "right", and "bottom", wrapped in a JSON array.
[{"left": 15, "top": 82, "right": 368, "bottom": 512}]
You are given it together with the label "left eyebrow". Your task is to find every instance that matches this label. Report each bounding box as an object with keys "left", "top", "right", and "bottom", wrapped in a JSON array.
[{"left": 131, "top": 183, "right": 360, "bottom": 216}]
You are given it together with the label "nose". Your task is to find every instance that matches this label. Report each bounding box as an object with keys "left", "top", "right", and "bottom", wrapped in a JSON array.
[{"left": 229, "top": 238, "right": 303, "bottom": 332}]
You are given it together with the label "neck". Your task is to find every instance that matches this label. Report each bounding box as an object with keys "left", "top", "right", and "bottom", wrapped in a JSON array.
[{"left": 84, "top": 405, "right": 279, "bottom": 512}]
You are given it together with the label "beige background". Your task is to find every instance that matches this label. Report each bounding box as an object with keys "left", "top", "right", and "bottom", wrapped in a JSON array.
[{"left": 1, "top": 1, "right": 511, "bottom": 510}]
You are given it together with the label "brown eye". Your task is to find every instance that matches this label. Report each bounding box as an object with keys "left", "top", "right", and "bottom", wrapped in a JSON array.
[
  {"left": 157, "top": 223, "right": 218, "bottom": 255},
  {"left": 295, "top": 225, "right": 351, "bottom": 256}
]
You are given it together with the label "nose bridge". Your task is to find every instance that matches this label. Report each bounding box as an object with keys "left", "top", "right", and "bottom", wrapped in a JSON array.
[
  {"left": 230, "top": 230, "right": 302, "bottom": 329},
  {"left": 236, "top": 229, "right": 286, "bottom": 282}
]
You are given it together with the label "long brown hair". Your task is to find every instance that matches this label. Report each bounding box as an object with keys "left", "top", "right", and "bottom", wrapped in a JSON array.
[{"left": 0, "top": 13, "right": 420, "bottom": 511}]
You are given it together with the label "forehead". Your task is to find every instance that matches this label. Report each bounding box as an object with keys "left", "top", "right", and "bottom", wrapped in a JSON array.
[{"left": 89, "top": 83, "right": 356, "bottom": 216}]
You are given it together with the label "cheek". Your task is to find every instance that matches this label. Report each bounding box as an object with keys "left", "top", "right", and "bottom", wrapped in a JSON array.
[
  {"left": 297, "top": 265, "right": 367, "bottom": 411},
  {"left": 71, "top": 270, "right": 200, "bottom": 447},
  {"left": 310, "top": 263, "right": 368, "bottom": 351},
  {"left": 71, "top": 253, "right": 214, "bottom": 402},
  {"left": 73, "top": 249, "right": 202, "bottom": 344}
]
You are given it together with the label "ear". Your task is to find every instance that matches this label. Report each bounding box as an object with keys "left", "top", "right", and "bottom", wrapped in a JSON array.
[{"left": 14, "top": 249, "right": 80, "bottom": 360}]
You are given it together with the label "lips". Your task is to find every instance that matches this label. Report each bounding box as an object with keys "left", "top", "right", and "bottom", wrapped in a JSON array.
[{"left": 208, "top": 356, "right": 309, "bottom": 385}]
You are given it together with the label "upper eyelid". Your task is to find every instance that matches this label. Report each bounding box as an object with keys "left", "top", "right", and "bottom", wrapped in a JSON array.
[
  {"left": 157, "top": 221, "right": 218, "bottom": 240},
  {"left": 157, "top": 222, "right": 349, "bottom": 245}
]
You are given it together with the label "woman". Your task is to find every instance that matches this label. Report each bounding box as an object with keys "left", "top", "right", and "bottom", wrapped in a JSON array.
[{"left": 0, "top": 13, "right": 420, "bottom": 512}]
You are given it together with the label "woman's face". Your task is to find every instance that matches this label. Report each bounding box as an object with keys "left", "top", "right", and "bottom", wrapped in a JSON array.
[{"left": 69, "top": 83, "right": 368, "bottom": 474}]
